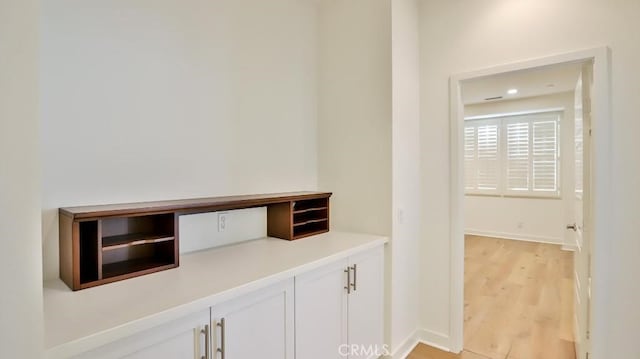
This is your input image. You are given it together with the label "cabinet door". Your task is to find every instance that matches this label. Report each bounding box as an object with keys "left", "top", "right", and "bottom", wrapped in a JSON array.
[
  {"left": 211, "top": 279, "right": 294, "bottom": 359},
  {"left": 295, "top": 258, "right": 349, "bottom": 359},
  {"left": 73, "top": 310, "right": 210, "bottom": 359},
  {"left": 347, "top": 246, "right": 385, "bottom": 359}
]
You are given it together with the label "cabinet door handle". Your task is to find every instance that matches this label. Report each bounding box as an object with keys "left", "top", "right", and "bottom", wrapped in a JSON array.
[
  {"left": 350, "top": 264, "right": 357, "bottom": 292},
  {"left": 200, "top": 324, "right": 210, "bottom": 359},
  {"left": 216, "top": 318, "right": 226, "bottom": 359},
  {"left": 344, "top": 267, "right": 351, "bottom": 294}
]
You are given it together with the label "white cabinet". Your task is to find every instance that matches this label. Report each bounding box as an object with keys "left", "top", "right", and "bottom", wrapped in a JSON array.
[
  {"left": 347, "top": 248, "right": 385, "bottom": 359},
  {"left": 295, "top": 246, "right": 385, "bottom": 359},
  {"left": 73, "top": 310, "right": 210, "bottom": 359},
  {"left": 64, "top": 242, "right": 385, "bottom": 359},
  {"left": 73, "top": 279, "right": 294, "bottom": 359},
  {"left": 295, "top": 258, "right": 349, "bottom": 359},
  {"left": 211, "top": 279, "right": 294, "bottom": 359}
]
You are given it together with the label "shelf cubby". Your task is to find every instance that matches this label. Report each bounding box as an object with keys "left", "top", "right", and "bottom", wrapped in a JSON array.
[
  {"left": 292, "top": 197, "right": 329, "bottom": 239},
  {"left": 292, "top": 198, "right": 328, "bottom": 213},
  {"left": 294, "top": 208, "right": 329, "bottom": 225},
  {"left": 102, "top": 240, "right": 176, "bottom": 280},
  {"left": 79, "top": 221, "right": 99, "bottom": 284},
  {"left": 60, "top": 212, "right": 178, "bottom": 290},
  {"left": 268, "top": 196, "right": 330, "bottom": 240},
  {"left": 293, "top": 221, "right": 330, "bottom": 238}
]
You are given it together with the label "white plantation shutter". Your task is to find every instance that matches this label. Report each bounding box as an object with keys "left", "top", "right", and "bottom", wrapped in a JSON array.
[
  {"left": 476, "top": 123, "right": 499, "bottom": 190},
  {"left": 464, "top": 126, "right": 477, "bottom": 190},
  {"left": 506, "top": 121, "right": 529, "bottom": 191},
  {"left": 532, "top": 119, "right": 558, "bottom": 192},
  {"left": 465, "top": 111, "right": 561, "bottom": 198},
  {"left": 464, "top": 119, "right": 500, "bottom": 194},
  {"left": 575, "top": 110, "right": 584, "bottom": 197}
]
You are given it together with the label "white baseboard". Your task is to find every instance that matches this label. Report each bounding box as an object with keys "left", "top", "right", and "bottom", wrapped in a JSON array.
[
  {"left": 465, "top": 229, "right": 563, "bottom": 246},
  {"left": 387, "top": 330, "right": 420, "bottom": 359},
  {"left": 386, "top": 328, "right": 452, "bottom": 358},
  {"left": 416, "top": 329, "right": 451, "bottom": 352},
  {"left": 561, "top": 244, "right": 577, "bottom": 251}
]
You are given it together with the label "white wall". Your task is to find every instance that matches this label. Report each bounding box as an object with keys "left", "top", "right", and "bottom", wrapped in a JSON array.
[
  {"left": 40, "top": 0, "right": 319, "bottom": 280},
  {"left": 317, "top": 0, "right": 392, "bottom": 237},
  {"left": 465, "top": 196, "right": 565, "bottom": 243},
  {"left": 418, "top": 1, "right": 640, "bottom": 357},
  {"left": 464, "top": 92, "right": 575, "bottom": 246},
  {"left": 0, "top": 0, "right": 43, "bottom": 357},
  {"left": 391, "top": 0, "right": 422, "bottom": 354},
  {"left": 179, "top": 208, "right": 266, "bottom": 253},
  {"left": 317, "top": 0, "right": 392, "bottom": 345}
]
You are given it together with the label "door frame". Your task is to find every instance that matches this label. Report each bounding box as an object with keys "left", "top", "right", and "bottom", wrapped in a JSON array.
[{"left": 448, "top": 47, "right": 612, "bottom": 355}]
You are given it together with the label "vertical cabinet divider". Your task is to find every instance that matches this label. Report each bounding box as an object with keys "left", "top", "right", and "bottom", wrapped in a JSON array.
[{"left": 97, "top": 220, "right": 103, "bottom": 280}]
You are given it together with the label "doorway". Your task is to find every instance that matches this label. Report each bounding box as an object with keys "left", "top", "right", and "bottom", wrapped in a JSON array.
[{"left": 448, "top": 48, "right": 612, "bottom": 359}]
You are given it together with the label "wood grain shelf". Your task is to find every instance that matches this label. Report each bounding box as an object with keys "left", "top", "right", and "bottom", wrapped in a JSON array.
[
  {"left": 102, "top": 259, "right": 177, "bottom": 280},
  {"left": 292, "top": 228, "right": 329, "bottom": 239},
  {"left": 59, "top": 191, "right": 332, "bottom": 290},
  {"left": 293, "top": 218, "right": 328, "bottom": 227},
  {"left": 292, "top": 206, "right": 328, "bottom": 214},
  {"left": 102, "top": 234, "right": 175, "bottom": 251},
  {"left": 60, "top": 192, "right": 331, "bottom": 220}
]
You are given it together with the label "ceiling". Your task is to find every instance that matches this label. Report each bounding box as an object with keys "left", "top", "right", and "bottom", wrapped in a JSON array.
[{"left": 461, "top": 61, "right": 583, "bottom": 105}]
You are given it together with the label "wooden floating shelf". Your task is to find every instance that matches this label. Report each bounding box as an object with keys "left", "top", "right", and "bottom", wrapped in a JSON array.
[
  {"left": 60, "top": 191, "right": 332, "bottom": 220},
  {"left": 59, "top": 191, "right": 332, "bottom": 291}
]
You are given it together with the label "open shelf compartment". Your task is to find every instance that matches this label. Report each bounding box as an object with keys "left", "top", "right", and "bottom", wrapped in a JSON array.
[
  {"left": 102, "top": 240, "right": 176, "bottom": 280},
  {"left": 293, "top": 221, "right": 329, "bottom": 239},
  {"left": 292, "top": 197, "right": 329, "bottom": 239},
  {"left": 292, "top": 198, "right": 328, "bottom": 213},
  {"left": 79, "top": 220, "right": 99, "bottom": 284},
  {"left": 75, "top": 213, "right": 178, "bottom": 287},
  {"left": 98, "top": 213, "right": 176, "bottom": 281}
]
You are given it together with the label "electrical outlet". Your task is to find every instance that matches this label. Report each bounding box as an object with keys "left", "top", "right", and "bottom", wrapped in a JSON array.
[{"left": 218, "top": 212, "right": 228, "bottom": 232}]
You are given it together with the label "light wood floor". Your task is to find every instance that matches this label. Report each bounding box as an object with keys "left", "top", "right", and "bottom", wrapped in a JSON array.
[{"left": 408, "top": 236, "right": 575, "bottom": 359}]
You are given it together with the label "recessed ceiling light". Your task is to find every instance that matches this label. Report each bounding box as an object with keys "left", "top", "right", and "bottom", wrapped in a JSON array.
[{"left": 507, "top": 88, "right": 518, "bottom": 95}]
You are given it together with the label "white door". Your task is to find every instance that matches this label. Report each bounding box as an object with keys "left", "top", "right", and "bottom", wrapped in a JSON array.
[
  {"left": 74, "top": 310, "right": 210, "bottom": 359},
  {"left": 295, "top": 258, "right": 349, "bottom": 359},
  {"left": 572, "top": 65, "right": 592, "bottom": 359},
  {"left": 347, "top": 246, "right": 385, "bottom": 359},
  {"left": 211, "top": 279, "right": 294, "bottom": 359}
]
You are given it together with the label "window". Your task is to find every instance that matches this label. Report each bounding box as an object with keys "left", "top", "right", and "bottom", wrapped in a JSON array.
[
  {"left": 464, "top": 119, "right": 500, "bottom": 193},
  {"left": 464, "top": 111, "right": 561, "bottom": 198}
]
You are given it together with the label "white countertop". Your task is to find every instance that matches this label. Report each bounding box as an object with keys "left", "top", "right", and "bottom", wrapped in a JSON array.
[{"left": 43, "top": 231, "right": 388, "bottom": 358}]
